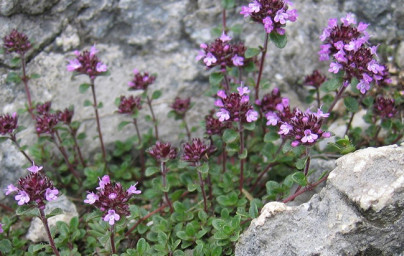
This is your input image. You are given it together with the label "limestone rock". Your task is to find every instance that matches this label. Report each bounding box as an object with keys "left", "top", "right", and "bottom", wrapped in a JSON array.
[
  {"left": 26, "top": 195, "right": 78, "bottom": 243},
  {"left": 236, "top": 144, "right": 404, "bottom": 256}
]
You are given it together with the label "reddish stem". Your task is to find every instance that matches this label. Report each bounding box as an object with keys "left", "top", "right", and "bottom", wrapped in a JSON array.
[
  {"left": 146, "top": 95, "right": 159, "bottom": 140},
  {"left": 239, "top": 122, "right": 245, "bottom": 195},
  {"left": 161, "top": 162, "right": 173, "bottom": 213},
  {"left": 282, "top": 174, "right": 329, "bottom": 203},
  {"left": 110, "top": 225, "right": 116, "bottom": 254},
  {"left": 255, "top": 33, "right": 270, "bottom": 101},
  {"left": 90, "top": 79, "right": 108, "bottom": 167},
  {"left": 20, "top": 53, "right": 35, "bottom": 120},
  {"left": 39, "top": 208, "right": 60, "bottom": 256}
]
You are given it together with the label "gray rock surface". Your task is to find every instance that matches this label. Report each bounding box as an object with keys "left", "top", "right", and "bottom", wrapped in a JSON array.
[
  {"left": 236, "top": 144, "right": 404, "bottom": 256},
  {"left": 0, "top": 1, "right": 402, "bottom": 202},
  {"left": 26, "top": 195, "right": 78, "bottom": 243}
]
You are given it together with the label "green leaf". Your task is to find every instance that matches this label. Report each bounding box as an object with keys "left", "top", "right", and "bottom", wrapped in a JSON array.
[
  {"left": 243, "top": 121, "right": 256, "bottom": 131},
  {"left": 321, "top": 77, "right": 343, "bottom": 92},
  {"left": 221, "top": 0, "right": 235, "bottom": 9},
  {"left": 211, "top": 27, "right": 222, "bottom": 38},
  {"left": 32, "top": 244, "right": 49, "bottom": 252},
  {"left": 83, "top": 99, "right": 92, "bottom": 107},
  {"left": 197, "top": 162, "right": 209, "bottom": 174},
  {"left": 245, "top": 48, "right": 261, "bottom": 58},
  {"left": 0, "top": 137, "right": 8, "bottom": 143},
  {"left": 6, "top": 72, "right": 22, "bottom": 84},
  {"left": 145, "top": 166, "right": 160, "bottom": 177},
  {"left": 16, "top": 205, "right": 39, "bottom": 217},
  {"left": 209, "top": 72, "right": 224, "bottom": 86},
  {"left": 222, "top": 129, "right": 239, "bottom": 144},
  {"left": 0, "top": 239, "right": 12, "bottom": 253},
  {"left": 295, "top": 157, "right": 307, "bottom": 170},
  {"left": 264, "top": 131, "right": 280, "bottom": 142},
  {"left": 381, "top": 119, "right": 392, "bottom": 130},
  {"left": 152, "top": 90, "right": 162, "bottom": 100},
  {"left": 238, "top": 148, "right": 248, "bottom": 159},
  {"left": 97, "top": 102, "right": 103, "bottom": 108},
  {"left": 291, "top": 172, "right": 307, "bottom": 186},
  {"left": 344, "top": 97, "right": 359, "bottom": 113},
  {"left": 136, "top": 238, "right": 149, "bottom": 254},
  {"left": 230, "top": 24, "right": 243, "bottom": 35},
  {"left": 46, "top": 208, "right": 63, "bottom": 218},
  {"left": 30, "top": 73, "right": 41, "bottom": 79},
  {"left": 79, "top": 83, "right": 91, "bottom": 93},
  {"left": 270, "top": 32, "right": 287, "bottom": 48},
  {"left": 187, "top": 183, "right": 198, "bottom": 192},
  {"left": 118, "top": 121, "right": 131, "bottom": 131}
]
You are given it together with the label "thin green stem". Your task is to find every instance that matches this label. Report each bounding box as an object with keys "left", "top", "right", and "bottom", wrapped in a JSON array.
[
  {"left": 39, "top": 208, "right": 60, "bottom": 256},
  {"left": 198, "top": 170, "right": 208, "bottom": 213},
  {"left": 90, "top": 79, "right": 107, "bottom": 167},
  {"left": 255, "top": 33, "right": 270, "bottom": 101},
  {"left": 238, "top": 122, "right": 245, "bottom": 195},
  {"left": 133, "top": 118, "right": 145, "bottom": 173},
  {"left": 68, "top": 125, "right": 86, "bottom": 167},
  {"left": 9, "top": 134, "right": 32, "bottom": 163},
  {"left": 327, "top": 84, "right": 348, "bottom": 114},
  {"left": 20, "top": 53, "right": 35, "bottom": 120},
  {"left": 183, "top": 117, "right": 192, "bottom": 141},
  {"left": 53, "top": 131, "right": 81, "bottom": 183}
]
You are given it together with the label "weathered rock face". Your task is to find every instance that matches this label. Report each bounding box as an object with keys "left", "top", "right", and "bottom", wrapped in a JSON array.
[
  {"left": 235, "top": 144, "right": 404, "bottom": 256},
  {"left": 26, "top": 195, "right": 78, "bottom": 243},
  {"left": 0, "top": 1, "right": 403, "bottom": 200}
]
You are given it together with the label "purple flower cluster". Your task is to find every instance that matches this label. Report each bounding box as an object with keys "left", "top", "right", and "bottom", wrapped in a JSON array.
[
  {"left": 256, "top": 88, "right": 286, "bottom": 113},
  {"left": 318, "top": 13, "right": 390, "bottom": 94},
  {"left": 304, "top": 70, "right": 327, "bottom": 89},
  {"left": 373, "top": 96, "right": 397, "bottom": 119},
  {"left": 0, "top": 113, "right": 18, "bottom": 135},
  {"left": 196, "top": 32, "right": 248, "bottom": 70},
  {"left": 3, "top": 29, "right": 32, "bottom": 55},
  {"left": 240, "top": 0, "right": 297, "bottom": 34},
  {"left": 171, "top": 97, "right": 191, "bottom": 116},
  {"left": 57, "top": 108, "right": 74, "bottom": 125},
  {"left": 84, "top": 175, "right": 141, "bottom": 226},
  {"left": 128, "top": 69, "right": 156, "bottom": 91},
  {"left": 182, "top": 138, "right": 210, "bottom": 164},
  {"left": 67, "top": 45, "right": 107, "bottom": 80},
  {"left": 5, "top": 163, "right": 59, "bottom": 210},
  {"left": 0, "top": 223, "right": 3, "bottom": 233},
  {"left": 117, "top": 95, "right": 142, "bottom": 114},
  {"left": 147, "top": 141, "right": 177, "bottom": 163},
  {"left": 35, "top": 103, "right": 59, "bottom": 135},
  {"left": 215, "top": 86, "right": 259, "bottom": 123},
  {"left": 265, "top": 97, "right": 330, "bottom": 146}
]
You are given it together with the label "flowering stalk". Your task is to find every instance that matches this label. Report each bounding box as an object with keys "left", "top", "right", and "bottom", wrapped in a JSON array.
[
  {"left": 90, "top": 79, "right": 107, "bottom": 166},
  {"left": 9, "top": 133, "right": 33, "bottom": 163},
  {"left": 161, "top": 161, "right": 173, "bottom": 213},
  {"left": 68, "top": 125, "right": 86, "bottom": 167},
  {"left": 20, "top": 53, "right": 35, "bottom": 119},
  {"left": 39, "top": 207, "right": 60, "bottom": 256},
  {"left": 255, "top": 33, "right": 269, "bottom": 100},
  {"left": 110, "top": 225, "right": 116, "bottom": 254},
  {"left": 133, "top": 118, "right": 145, "bottom": 173},
  {"left": 146, "top": 94, "right": 159, "bottom": 140},
  {"left": 238, "top": 121, "right": 245, "bottom": 195},
  {"left": 196, "top": 162, "right": 208, "bottom": 213}
]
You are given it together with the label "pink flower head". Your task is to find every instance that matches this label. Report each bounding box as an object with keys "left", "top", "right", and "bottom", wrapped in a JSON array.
[
  {"left": 96, "top": 62, "right": 107, "bottom": 72},
  {"left": 103, "top": 209, "right": 120, "bottom": 225},
  {"left": 90, "top": 45, "right": 98, "bottom": 57},
  {"left": 334, "top": 50, "right": 347, "bottom": 63},
  {"left": 287, "top": 9, "right": 298, "bottom": 22},
  {"left": 215, "top": 99, "right": 224, "bottom": 107},
  {"left": 45, "top": 188, "right": 59, "bottom": 201},
  {"left": 328, "top": 18, "right": 338, "bottom": 29},
  {"left": 301, "top": 129, "right": 319, "bottom": 143},
  {"left": 265, "top": 112, "right": 280, "bottom": 126},
  {"left": 279, "top": 123, "right": 293, "bottom": 135},
  {"left": 263, "top": 17, "right": 274, "bottom": 33},
  {"left": 318, "top": 44, "right": 331, "bottom": 61},
  {"left": 274, "top": 9, "right": 288, "bottom": 25},
  {"left": 66, "top": 59, "right": 82, "bottom": 72},
  {"left": 291, "top": 140, "right": 300, "bottom": 147},
  {"left": 240, "top": 6, "right": 252, "bottom": 17},
  {"left": 196, "top": 50, "right": 206, "bottom": 61},
  {"left": 367, "top": 60, "right": 385, "bottom": 74},
  {"left": 220, "top": 32, "right": 232, "bottom": 42},
  {"left": 246, "top": 110, "right": 258, "bottom": 122},
  {"left": 84, "top": 192, "right": 99, "bottom": 204},
  {"left": 329, "top": 62, "right": 342, "bottom": 73},
  {"left": 341, "top": 13, "right": 356, "bottom": 26},
  {"left": 128, "top": 183, "right": 142, "bottom": 195},
  {"left": 314, "top": 108, "right": 330, "bottom": 118},
  {"left": 5, "top": 184, "right": 18, "bottom": 195},
  {"left": 15, "top": 190, "right": 30, "bottom": 205},
  {"left": 203, "top": 52, "right": 217, "bottom": 66},
  {"left": 357, "top": 22, "right": 369, "bottom": 32},
  {"left": 27, "top": 163, "right": 43, "bottom": 174},
  {"left": 237, "top": 86, "right": 250, "bottom": 96},
  {"left": 97, "top": 175, "right": 110, "bottom": 190},
  {"left": 0, "top": 223, "right": 3, "bottom": 233},
  {"left": 216, "top": 109, "right": 230, "bottom": 122},
  {"left": 217, "top": 90, "right": 227, "bottom": 99},
  {"left": 240, "top": 95, "right": 250, "bottom": 104},
  {"left": 322, "top": 132, "right": 331, "bottom": 138},
  {"left": 249, "top": 0, "right": 261, "bottom": 13},
  {"left": 356, "top": 80, "right": 371, "bottom": 94},
  {"left": 232, "top": 54, "right": 244, "bottom": 66}
]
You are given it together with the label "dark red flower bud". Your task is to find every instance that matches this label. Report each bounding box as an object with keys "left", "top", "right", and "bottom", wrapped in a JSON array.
[
  {"left": 0, "top": 113, "right": 18, "bottom": 135},
  {"left": 182, "top": 138, "right": 209, "bottom": 164},
  {"left": 147, "top": 141, "right": 177, "bottom": 162},
  {"left": 3, "top": 29, "right": 32, "bottom": 55},
  {"left": 118, "top": 95, "right": 142, "bottom": 114}
]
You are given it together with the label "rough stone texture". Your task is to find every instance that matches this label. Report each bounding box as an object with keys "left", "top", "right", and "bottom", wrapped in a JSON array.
[
  {"left": 26, "top": 195, "right": 78, "bottom": 243},
  {"left": 236, "top": 144, "right": 404, "bottom": 256},
  {"left": 0, "top": 1, "right": 403, "bottom": 200}
]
